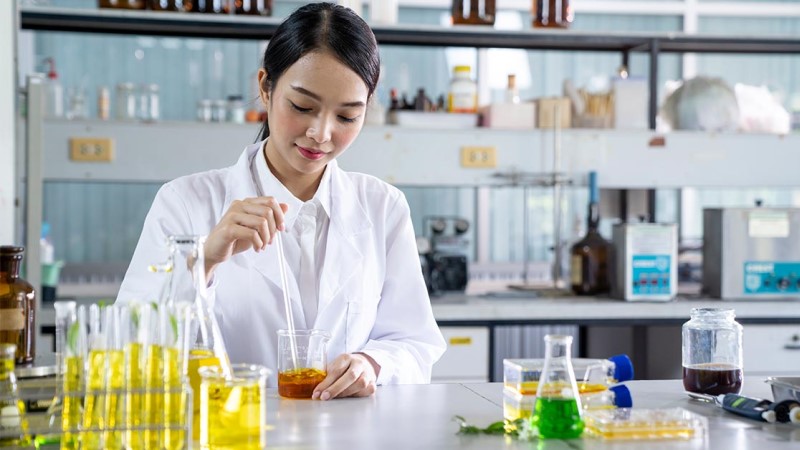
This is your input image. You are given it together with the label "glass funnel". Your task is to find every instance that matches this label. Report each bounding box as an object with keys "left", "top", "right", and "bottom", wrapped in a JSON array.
[{"left": 532, "top": 334, "right": 585, "bottom": 439}]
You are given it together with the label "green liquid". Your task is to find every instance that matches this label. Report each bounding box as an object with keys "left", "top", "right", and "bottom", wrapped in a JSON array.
[{"left": 532, "top": 397, "right": 584, "bottom": 439}]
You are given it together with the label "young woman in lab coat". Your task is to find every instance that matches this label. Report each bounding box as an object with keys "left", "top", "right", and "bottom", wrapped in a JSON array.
[{"left": 117, "top": 3, "right": 445, "bottom": 400}]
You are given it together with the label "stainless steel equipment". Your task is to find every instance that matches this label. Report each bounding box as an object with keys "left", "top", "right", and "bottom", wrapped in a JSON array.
[
  {"left": 703, "top": 208, "right": 800, "bottom": 300},
  {"left": 611, "top": 223, "right": 678, "bottom": 301}
]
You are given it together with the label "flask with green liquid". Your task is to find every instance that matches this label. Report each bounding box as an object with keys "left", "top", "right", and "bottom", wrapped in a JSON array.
[{"left": 531, "top": 334, "right": 585, "bottom": 439}]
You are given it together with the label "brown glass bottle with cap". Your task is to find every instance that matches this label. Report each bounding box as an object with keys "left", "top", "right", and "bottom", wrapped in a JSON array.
[
  {"left": 0, "top": 247, "right": 36, "bottom": 365},
  {"left": 234, "top": 0, "right": 272, "bottom": 16},
  {"left": 149, "top": 0, "right": 185, "bottom": 11},
  {"left": 533, "top": 0, "right": 572, "bottom": 29},
  {"left": 98, "top": 0, "right": 146, "bottom": 9},
  {"left": 570, "top": 172, "right": 611, "bottom": 295},
  {"left": 187, "top": 0, "right": 229, "bottom": 13},
  {"left": 452, "top": 0, "right": 496, "bottom": 26}
]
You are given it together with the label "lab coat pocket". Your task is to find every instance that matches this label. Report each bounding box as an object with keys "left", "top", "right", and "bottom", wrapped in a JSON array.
[{"left": 345, "top": 298, "right": 378, "bottom": 353}]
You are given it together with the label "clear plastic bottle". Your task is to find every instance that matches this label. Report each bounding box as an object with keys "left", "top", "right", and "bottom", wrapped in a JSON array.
[
  {"left": 448, "top": 65, "right": 477, "bottom": 114},
  {"left": 42, "top": 58, "right": 63, "bottom": 118},
  {"left": 115, "top": 83, "right": 137, "bottom": 121},
  {"left": 682, "top": 308, "right": 743, "bottom": 396},
  {"left": 532, "top": 334, "right": 584, "bottom": 439}
]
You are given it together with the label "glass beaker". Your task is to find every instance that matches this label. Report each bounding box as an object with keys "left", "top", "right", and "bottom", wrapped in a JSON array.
[
  {"left": 532, "top": 335, "right": 584, "bottom": 439},
  {"left": 200, "top": 364, "right": 269, "bottom": 449},
  {"left": 0, "top": 343, "right": 30, "bottom": 447},
  {"left": 682, "top": 308, "right": 743, "bottom": 395},
  {"left": 277, "top": 329, "right": 330, "bottom": 399}
]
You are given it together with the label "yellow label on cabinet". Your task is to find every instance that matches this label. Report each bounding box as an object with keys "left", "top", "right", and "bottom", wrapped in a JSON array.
[
  {"left": 69, "top": 137, "right": 114, "bottom": 162},
  {"left": 449, "top": 337, "right": 472, "bottom": 346},
  {"left": 460, "top": 146, "right": 496, "bottom": 168}
]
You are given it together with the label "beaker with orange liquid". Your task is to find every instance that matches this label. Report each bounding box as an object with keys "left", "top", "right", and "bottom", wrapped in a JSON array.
[{"left": 277, "top": 329, "right": 330, "bottom": 399}]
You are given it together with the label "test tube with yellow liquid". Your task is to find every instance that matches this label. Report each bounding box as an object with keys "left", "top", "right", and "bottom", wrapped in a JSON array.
[
  {"left": 103, "top": 306, "right": 125, "bottom": 450},
  {"left": 82, "top": 304, "right": 109, "bottom": 449},
  {"left": 200, "top": 364, "right": 269, "bottom": 450},
  {"left": 143, "top": 306, "right": 165, "bottom": 449},
  {"left": 163, "top": 302, "right": 192, "bottom": 450},
  {"left": 123, "top": 303, "right": 148, "bottom": 450},
  {"left": 61, "top": 305, "right": 87, "bottom": 450}
]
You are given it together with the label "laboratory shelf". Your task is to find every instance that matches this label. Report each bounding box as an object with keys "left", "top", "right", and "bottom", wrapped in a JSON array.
[
  {"left": 19, "top": 7, "right": 800, "bottom": 54},
  {"left": 38, "top": 119, "right": 800, "bottom": 189}
]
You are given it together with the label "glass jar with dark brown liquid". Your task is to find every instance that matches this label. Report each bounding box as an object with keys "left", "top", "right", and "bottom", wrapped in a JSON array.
[
  {"left": 0, "top": 246, "right": 36, "bottom": 365},
  {"left": 682, "top": 308, "right": 743, "bottom": 395},
  {"left": 533, "top": 0, "right": 572, "bottom": 29},
  {"left": 451, "top": 0, "right": 496, "bottom": 26}
]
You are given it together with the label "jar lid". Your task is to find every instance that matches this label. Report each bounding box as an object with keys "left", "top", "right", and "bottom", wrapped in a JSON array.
[{"left": 0, "top": 246, "right": 24, "bottom": 257}]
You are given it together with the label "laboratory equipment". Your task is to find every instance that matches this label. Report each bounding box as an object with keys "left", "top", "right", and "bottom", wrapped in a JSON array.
[
  {"left": 504, "top": 384, "right": 631, "bottom": 422},
  {"left": 44, "top": 301, "right": 76, "bottom": 435},
  {"left": 277, "top": 329, "right": 330, "bottom": 399},
  {"left": 419, "top": 216, "right": 470, "bottom": 295},
  {"left": 570, "top": 171, "right": 611, "bottom": 295},
  {"left": 0, "top": 246, "right": 36, "bottom": 365},
  {"left": 533, "top": 0, "right": 572, "bottom": 29},
  {"left": 62, "top": 305, "right": 87, "bottom": 450},
  {"left": 703, "top": 207, "right": 800, "bottom": 299},
  {"left": 688, "top": 391, "right": 776, "bottom": 423},
  {"left": 504, "top": 355, "right": 633, "bottom": 395},
  {"left": 451, "top": 0, "right": 495, "bottom": 25},
  {"left": 583, "top": 408, "right": 707, "bottom": 441},
  {"left": 682, "top": 308, "right": 743, "bottom": 396},
  {"left": 42, "top": 57, "right": 63, "bottom": 118},
  {"left": 0, "top": 343, "right": 29, "bottom": 447},
  {"left": 139, "top": 83, "right": 160, "bottom": 122},
  {"left": 200, "top": 364, "right": 268, "bottom": 448},
  {"left": 531, "top": 334, "right": 584, "bottom": 439},
  {"left": 611, "top": 223, "right": 678, "bottom": 301}
]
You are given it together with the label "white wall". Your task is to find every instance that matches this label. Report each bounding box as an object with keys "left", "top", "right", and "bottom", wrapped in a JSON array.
[{"left": 0, "top": 2, "right": 16, "bottom": 245}]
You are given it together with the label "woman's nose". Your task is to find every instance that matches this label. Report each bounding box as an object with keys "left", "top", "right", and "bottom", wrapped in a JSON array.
[{"left": 306, "top": 117, "right": 332, "bottom": 144}]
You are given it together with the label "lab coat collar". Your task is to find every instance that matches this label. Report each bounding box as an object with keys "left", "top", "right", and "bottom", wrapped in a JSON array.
[{"left": 222, "top": 142, "right": 372, "bottom": 326}]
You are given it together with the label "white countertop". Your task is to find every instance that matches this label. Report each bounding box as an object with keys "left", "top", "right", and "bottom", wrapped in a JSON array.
[{"left": 264, "top": 377, "right": 799, "bottom": 449}]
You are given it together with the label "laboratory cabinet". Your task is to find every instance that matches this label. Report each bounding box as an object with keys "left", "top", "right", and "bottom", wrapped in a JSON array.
[{"left": 743, "top": 324, "right": 800, "bottom": 375}]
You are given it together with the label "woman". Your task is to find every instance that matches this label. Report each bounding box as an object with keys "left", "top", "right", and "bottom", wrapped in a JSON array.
[{"left": 117, "top": 2, "right": 445, "bottom": 400}]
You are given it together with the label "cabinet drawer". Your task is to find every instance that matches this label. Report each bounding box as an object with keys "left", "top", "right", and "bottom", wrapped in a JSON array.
[
  {"left": 432, "top": 326, "right": 489, "bottom": 383},
  {"left": 743, "top": 325, "right": 800, "bottom": 375}
]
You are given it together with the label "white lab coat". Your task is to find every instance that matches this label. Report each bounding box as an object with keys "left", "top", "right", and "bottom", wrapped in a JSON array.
[{"left": 116, "top": 142, "right": 446, "bottom": 386}]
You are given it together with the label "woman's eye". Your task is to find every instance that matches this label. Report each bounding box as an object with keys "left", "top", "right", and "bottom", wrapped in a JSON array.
[
  {"left": 338, "top": 115, "right": 358, "bottom": 123},
  {"left": 289, "top": 101, "right": 312, "bottom": 113}
]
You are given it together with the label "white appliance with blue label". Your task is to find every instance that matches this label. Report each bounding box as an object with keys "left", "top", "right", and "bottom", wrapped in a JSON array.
[
  {"left": 704, "top": 208, "right": 800, "bottom": 300},
  {"left": 612, "top": 223, "right": 678, "bottom": 301}
]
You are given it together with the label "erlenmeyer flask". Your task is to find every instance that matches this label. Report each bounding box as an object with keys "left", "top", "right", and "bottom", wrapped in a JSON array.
[
  {"left": 532, "top": 334, "right": 585, "bottom": 439},
  {"left": 0, "top": 343, "right": 30, "bottom": 447},
  {"left": 164, "top": 235, "right": 231, "bottom": 441}
]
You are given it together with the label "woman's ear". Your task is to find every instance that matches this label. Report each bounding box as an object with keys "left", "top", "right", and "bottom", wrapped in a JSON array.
[{"left": 257, "top": 68, "right": 270, "bottom": 108}]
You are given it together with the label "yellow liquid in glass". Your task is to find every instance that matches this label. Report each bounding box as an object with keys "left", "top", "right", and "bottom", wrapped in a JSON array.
[
  {"left": 104, "top": 350, "right": 124, "bottom": 450},
  {"left": 0, "top": 357, "right": 29, "bottom": 447},
  {"left": 188, "top": 348, "right": 221, "bottom": 442},
  {"left": 62, "top": 356, "right": 83, "bottom": 450},
  {"left": 162, "top": 346, "right": 186, "bottom": 450},
  {"left": 81, "top": 350, "right": 107, "bottom": 450},
  {"left": 200, "top": 377, "right": 264, "bottom": 450},
  {"left": 124, "top": 343, "right": 144, "bottom": 450},
  {"left": 145, "top": 344, "right": 165, "bottom": 449},
  {"left": 513, "top": 381, "right": 608, "bottom": 396}
]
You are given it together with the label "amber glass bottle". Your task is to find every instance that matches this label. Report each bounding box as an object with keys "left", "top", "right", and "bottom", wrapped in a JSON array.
[
  {"left": 0, "top": 247, "right": 36, "bottom": 365},
  {"left": 148, "top": 0, "right": 185, "bottom": 11},
  {"left": 452, "top": 0, "right": 496, "bottom": 26},
  {"left": 533, "top": 0, "right": 572, "bottom": 29},
  {"left": 187, "top": 0, "right": 229, "bottom": 13},
  {"left": 570, "top": 173, "right": 610, "bottom": 295},
  {"left": 234, "top": 0, "right": 272, "bottom": 16}
]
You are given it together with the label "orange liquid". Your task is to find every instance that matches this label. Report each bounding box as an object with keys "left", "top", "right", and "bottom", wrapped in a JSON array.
[{"left": 278, "top": 368, "right": 326, "bottom": 399}]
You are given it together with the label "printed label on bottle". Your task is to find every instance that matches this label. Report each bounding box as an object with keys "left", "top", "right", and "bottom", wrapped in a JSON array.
[
  {"left": 448, "top": 93, "right": 477, "bottom": 113},
  {"left": 571, "top": 255, "right": 582, "bottom": 285},
  {"left": 0, "top": 308, "right": 24, "bottom": 331}
]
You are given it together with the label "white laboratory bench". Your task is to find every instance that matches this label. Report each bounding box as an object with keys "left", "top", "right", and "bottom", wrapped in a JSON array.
[{"left": 264, "top": 377, "right": 799, "bottom": 449}]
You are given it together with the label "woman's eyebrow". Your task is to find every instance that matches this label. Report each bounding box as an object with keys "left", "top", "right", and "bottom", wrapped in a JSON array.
[{"left": 291, "top": 85, "right": 365, "bottom": 107}]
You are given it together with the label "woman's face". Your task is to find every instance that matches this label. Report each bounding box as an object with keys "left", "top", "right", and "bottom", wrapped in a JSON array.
[{"left": 260, "top": 51, "right": 369, "bottom": 180}]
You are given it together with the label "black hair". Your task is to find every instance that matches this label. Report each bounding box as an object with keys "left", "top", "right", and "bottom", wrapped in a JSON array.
[{"left": 258, "top": 2, "right": 380, "bottom": 141}]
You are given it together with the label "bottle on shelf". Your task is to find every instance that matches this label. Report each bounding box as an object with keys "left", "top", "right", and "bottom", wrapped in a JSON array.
[
  {"left": 505, "top": 74, "right": 520, "bottom": 104},
  {"left": 148, "top": 0, "right": 184, "bottom": 12},
  {"left": 389, "top": 88, "right": 400, "bottom": 111},
  {"left": 533, "top": 0, "right": 573, "bottom": 29},
  {"left": 570, "top": 171, "right": 611, "bottom": 296},
  {"left": 42, "top": 58, "right": 63, "bottom": 119},
  {"left": 98, "top": 0, "right": 146, "bottom": 9},
  {"left": 188, "top": 0, "right": 229, "bottom": 13},
  {"left": 451, "top": 0, "right": 496, "bottom": 26},
  {"left": 448, "top": 65, "right": 477, "bottom": 114},
  {"left": 235, "top": 0, "right": 272, "bottom": 16},
  {"left": 0, "top": 247, "right": 36, "bottom": 365}
]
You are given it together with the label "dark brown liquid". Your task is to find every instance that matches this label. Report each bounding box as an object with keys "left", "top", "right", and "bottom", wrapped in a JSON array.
[
  {"left": 278, "top": 368, "right": 326, "bottom": 399},
  {"left": 683, "top": 364, "right": 743, "bottom": 395}
]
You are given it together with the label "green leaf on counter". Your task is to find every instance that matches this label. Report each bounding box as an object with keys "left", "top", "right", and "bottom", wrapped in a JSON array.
[{"left": 452, "top": 416, "right": 531, "bottom": 439}]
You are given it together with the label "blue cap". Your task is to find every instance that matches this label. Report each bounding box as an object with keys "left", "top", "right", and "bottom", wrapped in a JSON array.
[
  {"left": 608, "top": 354, "right": 634, "bottom": 382},
  {"left": 609, "top": 384, "right": 633, "bottom": 408},
  {"left": 41, "top": 221, "right": 50, "bottom": 239}
]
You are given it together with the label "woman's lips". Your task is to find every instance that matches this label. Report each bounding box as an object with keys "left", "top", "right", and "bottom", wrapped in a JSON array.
[{"left": 297, "top": 145, "right": 326, "bottom": 161}]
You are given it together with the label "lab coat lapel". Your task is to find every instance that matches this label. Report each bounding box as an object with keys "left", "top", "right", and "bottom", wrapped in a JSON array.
[
  {"left": 223, "top": 143, "right": 306, "bottom": 328},
  {"left": 317, "top": 161, "right": 372, "bottom": 318}
]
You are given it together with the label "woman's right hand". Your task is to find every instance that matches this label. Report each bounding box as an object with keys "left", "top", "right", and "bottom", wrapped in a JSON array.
[{"left": 204, "top": 197, "right": 288, "bottom": 280}]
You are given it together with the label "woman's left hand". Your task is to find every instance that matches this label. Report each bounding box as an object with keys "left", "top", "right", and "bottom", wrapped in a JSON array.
[{"left": 312, "top": 353, "right": 380, "bottom": 400}]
